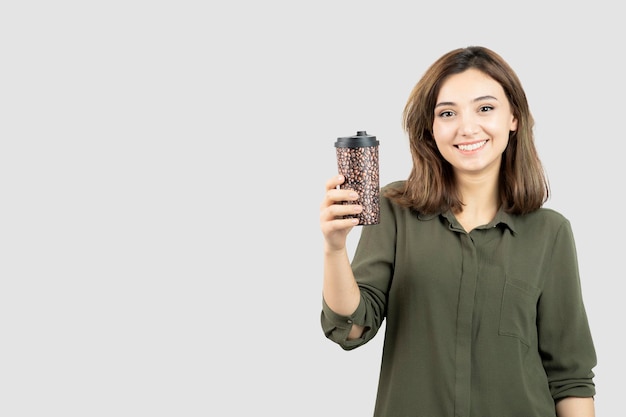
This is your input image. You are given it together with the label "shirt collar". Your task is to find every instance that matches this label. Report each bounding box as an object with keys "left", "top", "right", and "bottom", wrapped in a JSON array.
[
  {"left": 491, "top": 208, "right": 517, "bottom": 234},
  {"left": 421, "top": 207, "right": 518, "bottom": 235}
]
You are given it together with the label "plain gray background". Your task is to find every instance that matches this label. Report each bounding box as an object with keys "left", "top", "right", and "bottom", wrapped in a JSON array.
[{"left": 1, "top": 1, "right": 622, "bottom": 416}]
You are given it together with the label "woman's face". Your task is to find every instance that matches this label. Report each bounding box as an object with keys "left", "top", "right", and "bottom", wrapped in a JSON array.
[{"left": 432, "top": 68, "right": 517, "bottom": 179}]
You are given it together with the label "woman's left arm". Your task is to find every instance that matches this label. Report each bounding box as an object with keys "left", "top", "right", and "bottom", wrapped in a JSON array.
[{"left": 555, "top": 397, "right": 595, "bottom": 417}]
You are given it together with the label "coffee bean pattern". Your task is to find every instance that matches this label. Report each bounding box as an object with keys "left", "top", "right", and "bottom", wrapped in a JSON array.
[{"left": 336, "top": 146, "right": 380, "bottom": 225}]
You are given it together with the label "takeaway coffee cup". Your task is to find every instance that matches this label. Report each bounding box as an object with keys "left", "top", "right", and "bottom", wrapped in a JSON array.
[{"left": 335, "top": 131, "right": 380, "bottom": 225}]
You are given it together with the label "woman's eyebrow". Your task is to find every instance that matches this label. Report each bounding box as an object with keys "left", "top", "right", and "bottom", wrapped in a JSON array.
[
  {"left": 474, "top": 95, "right": 498, "bottom": 102},
  {"left": 435, "top": 95, "right": 499, "bottom": 109}
]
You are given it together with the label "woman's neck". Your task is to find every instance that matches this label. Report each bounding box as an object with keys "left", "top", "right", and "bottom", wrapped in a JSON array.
[{"left": 453, "top": 172, "right": 500, "bottom": 232}]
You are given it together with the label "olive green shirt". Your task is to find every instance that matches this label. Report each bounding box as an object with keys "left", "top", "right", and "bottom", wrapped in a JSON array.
[{"left": 321, "top": 181, "right": 596, "bottom": 417}]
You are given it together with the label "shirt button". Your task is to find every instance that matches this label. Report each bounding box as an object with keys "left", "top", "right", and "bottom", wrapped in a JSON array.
[{"left": 347, "top": 320, "right": 353, "bottom": 324}]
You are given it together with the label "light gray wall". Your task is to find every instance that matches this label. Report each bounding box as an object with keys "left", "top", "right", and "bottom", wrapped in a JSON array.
[{"left": 1, "top": 1, "right": 621, "bottom": 416}]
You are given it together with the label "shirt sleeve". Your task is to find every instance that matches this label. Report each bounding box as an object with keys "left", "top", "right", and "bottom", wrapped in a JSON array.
[
  {"left": 537, "top": 218, "right": 597, "bottom": 400},
  {"left": 320, "top": 297, "right": 368, "bottom": 350}
]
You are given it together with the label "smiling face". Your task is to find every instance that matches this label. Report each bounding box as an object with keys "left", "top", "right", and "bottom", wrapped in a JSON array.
[{"left": 432, "top": 68, "right": 518, "bottom": 179}]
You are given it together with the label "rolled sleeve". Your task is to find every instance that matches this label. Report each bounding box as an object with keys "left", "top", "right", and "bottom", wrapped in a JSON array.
[
  {"left": 321, "top": 297, "right": 368, "bottom": 350},
  {"left": 538, "top": 219, "right": 597, "bottom": 399}
]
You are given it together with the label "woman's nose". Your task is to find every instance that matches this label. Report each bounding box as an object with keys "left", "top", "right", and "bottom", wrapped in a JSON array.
[{"left": 459, "top": 113, "right": 480, "bottom": 136}]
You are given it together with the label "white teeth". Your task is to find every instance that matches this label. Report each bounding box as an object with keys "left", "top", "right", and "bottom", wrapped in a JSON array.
[{"left": 457, "top": 140, "right": 486, "bottom": 151}]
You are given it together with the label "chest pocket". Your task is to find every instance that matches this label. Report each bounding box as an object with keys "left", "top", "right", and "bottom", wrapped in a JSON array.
[{"left": 499, "top": 277, "right": 540, "bottom": 347}]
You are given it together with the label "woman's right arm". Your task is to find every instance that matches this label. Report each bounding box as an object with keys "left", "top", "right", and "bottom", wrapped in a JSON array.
[{"left": 320, "top": 175, "right": 365, "bottom": 340}]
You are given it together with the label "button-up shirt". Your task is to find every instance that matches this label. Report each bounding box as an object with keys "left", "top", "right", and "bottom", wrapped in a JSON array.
[{"left": 321, "top": 181, "right": 596, "bottom": 417}]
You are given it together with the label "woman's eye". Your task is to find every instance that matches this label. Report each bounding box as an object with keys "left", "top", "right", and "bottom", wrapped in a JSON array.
[
  {"left": 439, "top": 110, "right": 454, "bottom": 118},
  {"left": 479, "top": 105, "right": 494, "bottom": 112}
]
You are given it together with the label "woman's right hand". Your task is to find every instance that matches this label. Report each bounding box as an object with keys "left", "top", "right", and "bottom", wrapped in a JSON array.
[{"left": 320, "top": 175, "right": 363, "bottom": 252}]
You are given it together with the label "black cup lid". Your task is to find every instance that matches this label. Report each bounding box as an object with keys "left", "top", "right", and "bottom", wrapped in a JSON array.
[{"left": 335, "top": 130, "right": 379, "bottom": 148}]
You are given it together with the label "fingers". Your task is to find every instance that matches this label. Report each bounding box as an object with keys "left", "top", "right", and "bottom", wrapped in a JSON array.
[
  {"left": 320, "top": 205, "right": 360, "bottom": 251},
  {"left": 322, "top": 175, "right": 359, "bottom": 207},
  {"left": 320, "top": 199, "right": 362, "bottom": 223},
  {"left": 321, "top": 175, "right": 362, "bottom": 223},
  {"left": 320, "top": 175, "right": 362, "bottom": 250},
  {"left": 325, "top": 174, "right": 345, "bottom": 192}
]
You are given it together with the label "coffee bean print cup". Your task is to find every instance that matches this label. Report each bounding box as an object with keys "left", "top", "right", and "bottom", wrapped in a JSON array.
[{"left": 335, "top": 131, "right": 380, "bottom": 225}]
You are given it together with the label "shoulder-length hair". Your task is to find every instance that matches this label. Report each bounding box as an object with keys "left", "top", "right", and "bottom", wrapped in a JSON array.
[{"left": 385, "top": 46, "right": 549, "bottom": 215}]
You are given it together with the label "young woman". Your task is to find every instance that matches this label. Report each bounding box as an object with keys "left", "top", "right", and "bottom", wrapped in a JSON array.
[{"left": 319, "top": 46, "right": 597, "bottom": 417}]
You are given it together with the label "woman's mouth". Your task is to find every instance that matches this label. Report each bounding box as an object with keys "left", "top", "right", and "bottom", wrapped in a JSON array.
[{"left": 456, "top": 140, "right": 487, "bottom": 152}]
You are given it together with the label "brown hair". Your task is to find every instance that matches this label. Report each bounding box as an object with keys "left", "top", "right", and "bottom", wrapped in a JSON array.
[{"left": 385, "top": 46, "right": 549, "bottom": 215}]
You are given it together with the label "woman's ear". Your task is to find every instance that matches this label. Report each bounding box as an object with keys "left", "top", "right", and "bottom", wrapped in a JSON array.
[{"left": 510, "top": 117, "right": 518, "bottom": 132}]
